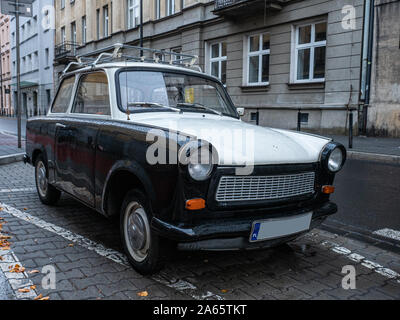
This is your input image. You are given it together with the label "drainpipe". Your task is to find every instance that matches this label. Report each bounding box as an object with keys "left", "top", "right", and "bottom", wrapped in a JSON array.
[{"left": 359, "top": 0, "right": 375, "bottom": 135}]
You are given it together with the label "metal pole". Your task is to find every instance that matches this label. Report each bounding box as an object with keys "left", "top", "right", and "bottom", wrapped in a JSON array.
[
  {"left": 349, "top": 111, "right": 354, "bottom": 149},
  {"left": 139, "top": 0, "right": 143, "bottom": 58},
  {"left": 16, "top": 0, "right": 22, "bottom": 148},
  {"left": 297, "top": 109, "right": 302, "bottom": 131},
  {"left": 0, "top": 35, "right": 4, "bottom": 116},
  {"left": 139, "top": 0, "right": 143, "bottom": 48}
]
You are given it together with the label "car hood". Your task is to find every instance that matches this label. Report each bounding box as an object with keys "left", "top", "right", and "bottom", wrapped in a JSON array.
[{"left": 133, "top": 114, "right": 331, "bottom": 166}]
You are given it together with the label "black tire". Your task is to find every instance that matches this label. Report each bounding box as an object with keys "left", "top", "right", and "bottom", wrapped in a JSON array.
[
  {"left": 35, "top": 154, "right": 61, "bottom": 205},
  {"left": 120, "top": 189, "right": 171, "bottom": 275}
]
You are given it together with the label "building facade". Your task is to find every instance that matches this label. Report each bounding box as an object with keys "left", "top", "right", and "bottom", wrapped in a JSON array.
[
  {"left": 0, "top": 14, "right": 12, "bottom": 116},
  {"left": 367, "top": 0, "right": 400, "bottom": 137},
  {"left": 53, "top": 0, "right": 385, "bottom": 136},
  {"left": 10, "top": 0, "right": 55, "bottom": 118}
]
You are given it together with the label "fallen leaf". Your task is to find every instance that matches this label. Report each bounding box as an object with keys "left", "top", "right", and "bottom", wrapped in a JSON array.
[
  {"left": 0, "top": 207, "right": 3, "bottom": 211},
  {"left": 68, "top": 243, "right": 74, "bottom": 247},
  {"left": 1, "top": 247, "right": 10, "bottom": 251},
  {"left": 28, "top": 270, "right": 40, "bottom": 274},
  {"left": 40, "top": 297, "right": 50, "bottom": 301},
  {"left": 9, "top": 264, "right": 25, "bottom": 273},
  {"left": 0, "top": 235, "right": 11, "bottom": 240},
  {"left": 34, "top": 294, "right": 43, "bottom": 300},
  {"left": 18, "top": 288, "right": 30, "bottom": 293},
  {"left": 221, "top": 289, "right": 228, "bottom": 294},
  {"left": 30, "top": 285, "right": 37, "bottom": 290},
  {"left": 137, "top": 291, "right": 148, "bottom": 297},
  {"left": 0, "top": 256, "right": 3, "bottom": 261},
  {"left": 23, "top": 208, "right": 28, "bottom": 211}
]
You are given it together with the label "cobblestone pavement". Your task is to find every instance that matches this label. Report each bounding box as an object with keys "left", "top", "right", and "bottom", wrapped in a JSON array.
[{"left": 0, "top": 162, "right": 399, "bottom": 300}]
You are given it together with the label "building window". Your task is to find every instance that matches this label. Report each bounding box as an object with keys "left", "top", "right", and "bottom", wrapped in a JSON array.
[
  {"left": 61, "top": 26, "right": 66, "bottom": 44},
  {"left": 82, "top": 16, "right": 87, "bottom": 44},
  {"left": 45, "top": 48, "right": 50, "bottom": 67},
  {"left": 292, "top": 21, "right": 327, "bottom": 83},
  {"left": 208, "top": 42, "right": 227, "bottom": 84},
  {"left": 71, "top": 21, "right": 76, "bottom": 44},
  {"left": 245, "top": 33, "right": 270, "bottom": 86},
  {"left": 103, "top": 6, "right": 109, "bottom": 37},
  {"left": 166, "top": 0, "right": 175, "bottom": 16},
  {"left": 155, "top": 0, "right": 161, "bottom": 19},
  {"left": 61, "top": 0, "right": 65, "bottom": 9},
  {"left": 127, "top": 0, "right": 140, "bottom": 29},
  {"left": 96, "top": 9, "right": 100, "bottom": 40}
]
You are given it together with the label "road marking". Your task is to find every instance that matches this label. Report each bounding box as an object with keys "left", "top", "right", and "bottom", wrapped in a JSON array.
[
  {"left": 0, "top": 249, "right": 38, "bottom": 300},
  {"left": 0, "top": 188, "right": 36, "bottom": 194},
  {"left": 0, "top": 202, "right": 222, "bottom": 300},
  {"left": 373, "top": 228, "right": 400, "bottom": 242},
  {"left": 322, "top": 240, "right": 400, "bottom": 284}
]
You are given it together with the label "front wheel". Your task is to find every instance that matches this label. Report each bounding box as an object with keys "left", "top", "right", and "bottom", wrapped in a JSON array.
[
  {"left": 35, "top": 155, "right": 61, "bottom": 205},
  {"left": 120, "top": 190, "right": 170, "bottom": 275}
]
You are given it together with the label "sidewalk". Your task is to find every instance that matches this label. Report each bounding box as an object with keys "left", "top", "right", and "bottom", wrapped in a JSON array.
[
  {"left": 329, "top": 134, "right": 400, "bottom": 157},
  {"left": 0, "top": 132, "right": 25, "bottom": 165}
]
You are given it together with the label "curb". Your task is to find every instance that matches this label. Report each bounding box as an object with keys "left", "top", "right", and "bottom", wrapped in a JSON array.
[
  {"left": 347, "top": 151, "right": 400, "bottom": 165},
  {"left": 0, "top": 153, "right": 25, "bottom": 166}
]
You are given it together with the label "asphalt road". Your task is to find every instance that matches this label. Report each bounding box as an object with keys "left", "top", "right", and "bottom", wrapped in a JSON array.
[{"left": 325, "top": 159, "right": 400, "bottom": 246}]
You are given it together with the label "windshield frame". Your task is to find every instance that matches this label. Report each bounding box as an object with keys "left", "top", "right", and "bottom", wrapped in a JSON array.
[{"left": 115, "top": 67, "right": 239, "bottom": 119}]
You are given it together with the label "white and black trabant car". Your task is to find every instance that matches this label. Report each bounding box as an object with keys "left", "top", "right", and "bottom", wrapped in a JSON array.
[{"left": 24, "top": 45, "right": 346, "bottom": 274}]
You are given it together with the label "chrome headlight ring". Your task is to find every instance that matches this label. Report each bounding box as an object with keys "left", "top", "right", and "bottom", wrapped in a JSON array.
[
  {"left": 321, "top": 142, "right": 347, "bottom": 174},
  {"left": 178, "top": 140, "right": 219, "bottom": 182}
]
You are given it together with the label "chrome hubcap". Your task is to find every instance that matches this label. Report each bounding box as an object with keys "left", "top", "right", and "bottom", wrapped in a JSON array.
[
  {"left": 124, "top": 202, "right": 150, "bottom": 262},
  {"left": 36, "top": 161, "right": 48, "bottom": 197}
]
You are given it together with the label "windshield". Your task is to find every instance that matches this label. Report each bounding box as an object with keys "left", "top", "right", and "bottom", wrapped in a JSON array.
[{"left": 118, "top": 70, "right": 238, "bottom": 118}]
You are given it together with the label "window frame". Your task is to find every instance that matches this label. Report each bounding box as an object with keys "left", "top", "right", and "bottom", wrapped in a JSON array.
[
  {"left": 291, "top": 20, "right": 327, "bottom": 84},
  {"left": 207, "top": 41, "right": 227, "bottom": 85},
  {"left": 70, "top": 71, "right": 112, "bottom": 118},
  {"left": 49, "top": 75, "right": 77, "bottom": 115},
  {"left": 127, "top": 0, "right": 140, "bottom": 29},
  {"left": 243, "top": 32, "right": 271, "bottom": 87}
]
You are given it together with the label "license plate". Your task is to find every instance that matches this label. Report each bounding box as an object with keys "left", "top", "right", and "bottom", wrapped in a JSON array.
[{"left": 250, "top": 213, "right": 312, "bottom": 243}]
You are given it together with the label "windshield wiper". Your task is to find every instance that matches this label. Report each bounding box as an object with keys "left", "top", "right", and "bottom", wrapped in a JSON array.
[
  {"left": 127, "top": 102, "right": 180, "bottom": 113},
  {"left": 176, "top": 103, "right": 222, "bottom": 116}
]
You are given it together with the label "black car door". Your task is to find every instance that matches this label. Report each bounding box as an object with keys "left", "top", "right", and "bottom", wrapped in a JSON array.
[{"left": 55, "top": 71, "right": 111, "bottom": 207}]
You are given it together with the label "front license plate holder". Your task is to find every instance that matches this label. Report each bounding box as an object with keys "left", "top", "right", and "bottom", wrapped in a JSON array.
[{"left": 250, "top": 213, "right": 313, "bottom": 243}]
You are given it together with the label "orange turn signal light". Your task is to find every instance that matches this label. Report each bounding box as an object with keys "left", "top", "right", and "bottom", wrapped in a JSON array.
[
  {"left": 185, "top": 198, "right": 206, "bottom": 211},
  {"left": 322, "top": 185, "right": 335, "bottom": 194}
]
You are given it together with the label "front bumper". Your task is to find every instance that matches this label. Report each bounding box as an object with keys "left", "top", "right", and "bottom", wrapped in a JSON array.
[{"left": 151, "top": 201, "right": 337, "bottom": 250}]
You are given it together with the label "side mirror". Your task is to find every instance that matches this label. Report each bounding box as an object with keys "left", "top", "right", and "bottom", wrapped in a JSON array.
[{"left": 237, "top": 107, "right": 245, "bottom": 117}]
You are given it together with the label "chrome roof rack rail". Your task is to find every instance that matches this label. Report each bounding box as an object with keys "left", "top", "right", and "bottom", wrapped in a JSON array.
[{"left": 61, "top": 43, "right": 201, "bottom": 75}]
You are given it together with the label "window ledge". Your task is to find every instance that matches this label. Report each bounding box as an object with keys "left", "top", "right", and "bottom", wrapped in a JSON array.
[
  {"left": 287, "top": 82, "right": 325, "bottom": 90},
  {"left": 240, "top": 85, "right": 270, "bottom": 92}
]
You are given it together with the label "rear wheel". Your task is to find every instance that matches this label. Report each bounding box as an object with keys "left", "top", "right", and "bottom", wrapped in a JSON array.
[
  {"left": 120, "top": 189, "right": 170, "bottom": 275},
  {"left": 35, "top": 155, "right": 61, "bottom": 205}
]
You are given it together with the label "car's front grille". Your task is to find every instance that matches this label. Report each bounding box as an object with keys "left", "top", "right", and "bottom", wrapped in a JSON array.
[{"left": 215, "top": 172, "right": 316, "bottom": 202}]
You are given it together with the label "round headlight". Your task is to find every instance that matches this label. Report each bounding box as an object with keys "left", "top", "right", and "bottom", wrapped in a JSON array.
[
  {"left": 328, "top": 147, "right": 344, "bottom": 172},
  {"left": 179, "top": 140, "right": 218, "bottom": 181},
  {"left": 188, "top": 162, "right": 213, "bottom": 181}
]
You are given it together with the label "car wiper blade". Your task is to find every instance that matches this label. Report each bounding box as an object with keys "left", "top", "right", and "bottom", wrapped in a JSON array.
[
  {"left": 127, "top": 102, "right": 180, "bottom": 112},
  {"left": 176, "top": 103, "right": 222, "bottom": 116}
]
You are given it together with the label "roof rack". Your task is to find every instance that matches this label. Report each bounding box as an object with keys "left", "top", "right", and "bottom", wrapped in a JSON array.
[{"left": 61, "top": 43, "right": 200, "bottom": 76}]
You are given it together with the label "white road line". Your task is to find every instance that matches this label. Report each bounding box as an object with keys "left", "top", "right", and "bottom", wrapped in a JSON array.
[
  {"left": 0, "top": 202, "right": 222, "bottom": 300},
  {"left": 0, "top": 188, "right": 36, "bottom": 194},
  {"left": 373, "top": 228, "right": 400, "bottom": 242},
  {"left": 0, "top": 249, "right": 38, "bottom": 300},
  {"left": 321, "top": 240, "right": 400, "bottom": 284}
]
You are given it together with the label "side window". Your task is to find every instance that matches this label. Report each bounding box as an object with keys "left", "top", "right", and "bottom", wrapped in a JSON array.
[
  {"left": 51, "top": 76, "right": 75, "bottom": 113},
  {"left": 72, "top": 72, "right": 111, "bottom": 115}
]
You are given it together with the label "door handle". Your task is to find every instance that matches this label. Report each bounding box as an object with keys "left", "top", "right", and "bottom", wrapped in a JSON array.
[{"left": 55, "top": 123, "right": 67, "bottom": 129}]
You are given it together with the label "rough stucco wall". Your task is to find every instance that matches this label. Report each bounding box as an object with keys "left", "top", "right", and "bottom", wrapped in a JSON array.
[{"left": 368, "top": 0, "right": 400, "bottom": 137}]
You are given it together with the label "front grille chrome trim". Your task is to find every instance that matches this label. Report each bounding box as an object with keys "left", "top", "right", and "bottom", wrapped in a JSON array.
[{"left": 215, "top": 172, "right": 316, "bottom": 202}]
